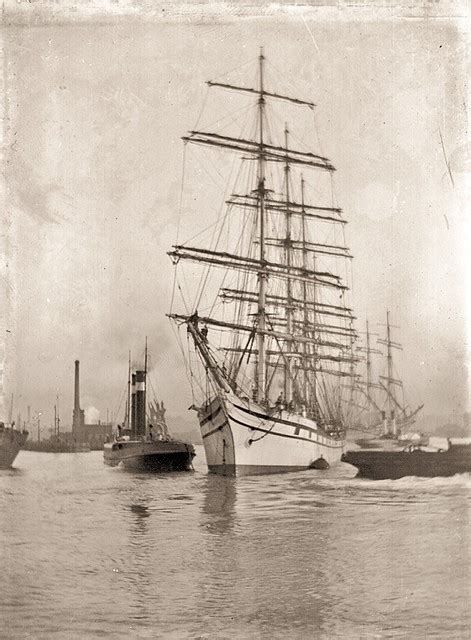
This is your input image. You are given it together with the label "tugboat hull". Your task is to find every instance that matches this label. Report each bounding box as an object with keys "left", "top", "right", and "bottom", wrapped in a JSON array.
[
  {"left": 103, "top": 440, "right": 195, "bottom": 472},
  {"left": 342, "top": 442, "right": 471, "bottom": 480}
]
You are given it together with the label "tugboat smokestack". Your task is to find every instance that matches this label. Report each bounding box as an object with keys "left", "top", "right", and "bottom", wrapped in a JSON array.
[
  {"left": 135, "top": 371, "right": 146, "bottom": 437},
  {"left": 131, "top": 373, "right": 137, "bottom": 435}
]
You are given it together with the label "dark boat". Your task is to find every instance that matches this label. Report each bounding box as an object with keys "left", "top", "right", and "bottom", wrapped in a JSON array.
[
  {"left": 342, "top": 439, "right": 471, "bottom": 479},
  {"left": 0, "top": 422, "right": 28, "bottom": 468},
  {"left": 104, "top": 438, "right": 195, "bottom": 471},
  {"left": 103, "top": 348, "right": 195, "bottom": 472}
]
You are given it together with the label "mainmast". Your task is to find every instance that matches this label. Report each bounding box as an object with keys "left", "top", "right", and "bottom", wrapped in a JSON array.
[
  {"left": 300, "top": 176, "right": 310, "bottom": 409},
  {"left": 283, "top": 124, "right": 294, "bottom": 404},
  {"left": 378, "top": 310, "right": 403, "bottom": 433},
  {"left": 255, "top": 48, "right": 267, "bottom": 404},
  {"left": 366, "top": 320, "right": 372, "bottom": 400}
]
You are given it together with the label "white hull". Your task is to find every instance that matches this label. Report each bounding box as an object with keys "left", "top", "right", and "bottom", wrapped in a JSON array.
[{"left": 198, "top": 392, "right": 345, "bottom": 476}]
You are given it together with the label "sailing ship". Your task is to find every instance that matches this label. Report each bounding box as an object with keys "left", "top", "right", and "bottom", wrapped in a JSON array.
[
  {"left": 103, "top": 349, "right": 195, "bottom": 471},
  {"left": 0, "top": 421, "right": 28, "bottom": 468},
  {"left": 350, "top": 311, "right": 424, "bottom": 444},
  {"left": 168, "top": 50, "right": 358, "bottom": 476}
]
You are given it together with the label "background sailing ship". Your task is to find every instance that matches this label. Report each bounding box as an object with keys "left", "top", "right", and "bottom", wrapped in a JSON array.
[
  {"left": 350, "top": 311, "right": 424, "bottom": 443},
  {"left": 169, "top": 50, "right": 359, "bottom": 475}
]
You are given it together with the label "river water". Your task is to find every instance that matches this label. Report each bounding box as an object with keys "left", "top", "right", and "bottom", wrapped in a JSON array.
[{"left": 1, "top": 447, "right": 470, "bottom": 639}]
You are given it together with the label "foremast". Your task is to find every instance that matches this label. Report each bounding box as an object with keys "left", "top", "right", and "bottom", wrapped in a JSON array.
[
  {"left": 255, "top": 48, "right": 268, "bottom": 404},
  {"left": 355, "top": 321, "right": 383, "bottom": 423}
]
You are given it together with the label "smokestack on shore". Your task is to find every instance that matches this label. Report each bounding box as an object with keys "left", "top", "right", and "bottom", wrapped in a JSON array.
[
  {"left": 74, "top": 360, "right": 80, "bottom": 412},
  {"left": 72, "top": 360, "right": 85, "bottom": 433},
  {"left": 135, "top": 370, "right": 146, "bottom": 437}
]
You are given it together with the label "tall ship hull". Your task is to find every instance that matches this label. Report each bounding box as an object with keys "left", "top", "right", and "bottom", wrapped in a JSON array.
[
  {"left": 0, "top": 427, "right": 28, "bottom": 468},
  {"left": 200, "top": 393, "right": 343, "bottom": 475}
]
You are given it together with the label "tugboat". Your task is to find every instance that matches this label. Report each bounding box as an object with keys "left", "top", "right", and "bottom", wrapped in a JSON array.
[
  {"left": 342, "top": 438, "right": 471, "bottom": 480},
  {"left": 103, "top": 349, "right": 195, "bottom": 472},
  {"left": 0, "top": 422, "right": 28, "bottom": 468}
]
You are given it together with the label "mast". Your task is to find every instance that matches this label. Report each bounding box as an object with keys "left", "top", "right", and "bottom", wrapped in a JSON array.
[
  {"left": 255, "top": 47, "right": 267, "bottom": 403},
  {"left": 365, "top": 320, "right": 372, "bottom": 401},
  {"left": 283, "top": 124, "right": 294, "bottom": 404},
  {"left": 125, "top": 350, "right": 131, "bottom": 429},
  {"left": 9, "top": 393, "right": 13, "bottom": 426},
  {"left": 300, "top": 176, "right": 311, "bottom": 410},
  {"left": 56, "top": 395, "right": 60, "bottom": 437},
  {"left": 144, "top": 337, "right": 148, "bottom": 434},
  {"left": 385, "top": 310, "right": 394, "bottom": 430},
  {"left": 377, "top": 310, "right": 403, "bottom": 434}
]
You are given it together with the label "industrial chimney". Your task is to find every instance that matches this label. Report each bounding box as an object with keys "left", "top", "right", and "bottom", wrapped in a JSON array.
[{"left": 72, "top": 360, "right": 85, "bottom": 434}]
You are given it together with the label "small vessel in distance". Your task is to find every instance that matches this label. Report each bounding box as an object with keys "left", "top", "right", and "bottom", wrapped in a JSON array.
[
  {"left": 169, "top": 50, "right": 356, "bottom": 475},
  {"left": 0, "top": 422, "right": 28, "bottom": 468},
  {"left": 103, "top": 351, "right": 195, "bottom": 472},
  {"left": 342, "top": 438, "right": 471, "bottom": 479}
]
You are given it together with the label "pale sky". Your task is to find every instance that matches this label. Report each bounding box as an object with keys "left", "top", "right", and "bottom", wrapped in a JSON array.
[{"left": 2, "top": 2, "right": 469, "bottom": 432}]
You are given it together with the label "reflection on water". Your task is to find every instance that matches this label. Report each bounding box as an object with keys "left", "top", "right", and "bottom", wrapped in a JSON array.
[
  {"left": 1, "top": 448, "right": 470, "bottom": 639},
  {"left": 201, "top": 475, "right": 238, "bottom": 535}
]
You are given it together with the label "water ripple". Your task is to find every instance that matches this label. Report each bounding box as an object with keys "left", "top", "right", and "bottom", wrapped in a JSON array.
[{"left": 1, "top": 449, "right": 469, "bottom": 638}]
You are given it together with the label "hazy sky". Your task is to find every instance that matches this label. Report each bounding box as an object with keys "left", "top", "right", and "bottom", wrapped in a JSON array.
[{"left": 2, "top": 2, "right": 469, "bottom": 432}]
